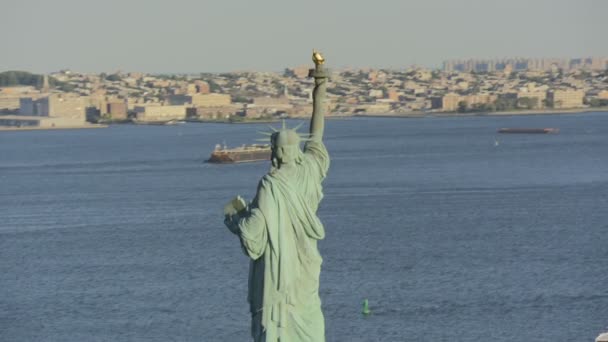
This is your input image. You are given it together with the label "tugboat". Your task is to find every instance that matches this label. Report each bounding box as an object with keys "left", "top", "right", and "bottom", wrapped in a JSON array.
[{"left": 207, "top": 143, "right": 271, "bottom": 164}]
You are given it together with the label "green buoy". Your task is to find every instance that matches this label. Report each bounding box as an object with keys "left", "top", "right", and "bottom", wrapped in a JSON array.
[{"left": 362, "top": 299, "right": 371, "bottom": 316}]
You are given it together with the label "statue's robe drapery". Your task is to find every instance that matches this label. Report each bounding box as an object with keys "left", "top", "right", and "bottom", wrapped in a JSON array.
[{"left": 236, "top": 140, "right": 329, "bottom": 342}]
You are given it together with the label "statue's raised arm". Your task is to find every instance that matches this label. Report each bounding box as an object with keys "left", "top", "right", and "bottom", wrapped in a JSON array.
[{"left": 309, "top": 50, "right": 328, "bottom": 141}]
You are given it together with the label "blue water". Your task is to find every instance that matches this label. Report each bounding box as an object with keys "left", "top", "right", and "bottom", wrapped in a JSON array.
[{"left": 1, "top": 113, "right": 607, "bottom": 341}]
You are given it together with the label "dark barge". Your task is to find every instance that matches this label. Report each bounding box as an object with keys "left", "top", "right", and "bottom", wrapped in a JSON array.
[{"left": 497, "top": 128, "right": 559, "bottom": 134}]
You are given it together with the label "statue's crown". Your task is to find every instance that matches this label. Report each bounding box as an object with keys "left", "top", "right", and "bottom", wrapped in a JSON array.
[{"left": 256, "top": 120, "right": 312, "bottom": 147}]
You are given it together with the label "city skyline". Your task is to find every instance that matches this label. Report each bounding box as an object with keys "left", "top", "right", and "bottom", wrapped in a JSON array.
[{"left": 2, "top": 0, "right": 607, "bottom": 73}]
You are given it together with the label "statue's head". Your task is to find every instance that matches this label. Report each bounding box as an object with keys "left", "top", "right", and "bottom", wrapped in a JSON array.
[
  {"left": 259, "top": 121, "right": 308, "bottom": 168},
  {"left": 271, "top": 129, "right": 302, "bottom": 166}
]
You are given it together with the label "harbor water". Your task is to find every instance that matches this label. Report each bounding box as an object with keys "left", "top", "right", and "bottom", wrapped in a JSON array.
[{"left": 1, "top": 113, "right": 607, "bottom": 341}]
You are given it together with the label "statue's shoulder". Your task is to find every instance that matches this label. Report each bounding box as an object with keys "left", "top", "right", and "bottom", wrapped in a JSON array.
[
  {"left": 260, "top": 174, "right": 277, "bottom": 188},
  {"left": 303, "top": 139, "right": 330, "bottom": 176},
  {"left": 260, "top": 170, "right": 292, "bottom": 191},
  {"left": 304, "top": 138, "right": 326, "bottom": 149},
  {"left": 304, "top": 139, "right": 329, "bottom": 158}
]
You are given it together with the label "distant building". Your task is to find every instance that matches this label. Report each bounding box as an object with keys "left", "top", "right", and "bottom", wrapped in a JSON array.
[
  {"left": 168, "top": 93, "right": 231, "bottom": 107},
  {"left": 189, "top": 104, "right": 243, "bottom": 120},
  {"left": 356, "top": 102, "right": 391, "bottom": 114},
  {"left": 246, "top": 96, "right": 293, "bottom": 117},
  {"left": 430, "top": 96, "right": 443, "bottom": 109},
  {"left": 39, "top": 94, "right": 86, "bottom": 120},
  {"left": 252, "top": 96, "right": 290, "bottom": 107},
  {"left": 0, "top": 86, "right": 37, "bottom": 94},
  {"left": 19, "top": 94, "right": 86, "bottom": 120},
  {"left": 0, "top": 95, "right": 21, "bottom": 112},
  {"left": 185, "top": 84, "right": 197, "bottom": 95},
  {"left": 192, "top": 94, "right": 231, "bottom": 107},
  {"left": 19, "top": 98, "right": 37, "bottom": 116},
  {"left": 441, "top": 93, "right": 462, "bottom": 111},
  {"left": 443, "top": 57, "right": 608, "bottom": 72},
  {"left": 3, "top": 94, "right": 88, "bottom": 129},
  {"left": 195, "top": 81, "right": 210, "bottom": 94},
  {"left": 387, "top": 89, "right": 400, "bottom": 102},
  {"left": 86, "top": 95, "right": 109, "bottom": 117},
  {"left": 135, "top": 105, "right": 186, "bottom": 122},
  {"left": 285, "top": 65, "right": 311, "bottom": 79},
  {"left": 598, "top": 90, "right": 608, "bottom": 100},
  {"left": 547, "top": 89, "right": 584, "bottom": 109},
  {"left": 435, "top": 93, "right": 496, "bottom": 111},
  {"left": 465, "top": 93, "right": 497, "bottom": 107},
  {"left": 107, "top": 101, "right": 128, "bottom": 120},
  {"left": 517, "top": 91, "right": 546, "bottom": 109},
  {"left": 368, "top": 89, "right": 383, "bottom": 98},
  {"left": 0, "top": 115, "right": 89, "bottom": 129},
  {"left": 0, "top": 86, "right": 39, "bottom": 112}
]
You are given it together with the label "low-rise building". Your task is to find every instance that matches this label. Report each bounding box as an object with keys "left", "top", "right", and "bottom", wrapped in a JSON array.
[
  {"left": 195, "top": 81, "right": 210, "bottom": 94},
  {"left": 134, "top": 105, "right": 186, "bottom": 122},
  {"left": 466, "top": 93, "right": 497, "bottom": 107},
  {"left": 387, "top": 89, "right": 400, "bottom": 102},
  {"left": 0, "top": 95, "right": 21, "bottom": 112},
  {"left": 355, "top": 102, "right": 391, "bottom": 114},
  {"left": 441, "top": 93, "right": 462, "bottom": 111},
  {"left": 285, "top": 65, "right": 311, "bottom": 79},
  {"left": 19, "top": 98, "right": 37, "bottom": 116},
  {"left": 430, "top": 96, "right": 443, "bottom": 109},
  {"left": 242, "top": 96, "right": 293, "bottom": 118},
  {"left": 436, "top": 93, "right": 497, "bottom": 111},
  {"left": 0, "top": 115, "right": 88, "bottom": 129},
  {"left": 597, "top": 90, "right": 608, "bottom": 100},
  {"left": 517, "top": 91, "right": 546, "bottom": 109},
  {"left": 168, "top": 93, "right": 231, "bottom": 107},
  {"left": 19, "top": 94, "right": 86, "bottom": 120},
  {"left": 547, "top": 89, "right": 584, "bottom": 108},
  {"left": 107, "top": 101, "right": 128, "bottom": 120},
  {"left": 188, "top": 104, "right": 243, "bottom": 120}
]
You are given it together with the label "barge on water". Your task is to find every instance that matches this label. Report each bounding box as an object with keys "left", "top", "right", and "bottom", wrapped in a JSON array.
[
  {"left": 207, "top": 144, "right": 271, "bottom": 164},
  {"left": 497, "top": 128, "right": 559, "bottom": 134}
]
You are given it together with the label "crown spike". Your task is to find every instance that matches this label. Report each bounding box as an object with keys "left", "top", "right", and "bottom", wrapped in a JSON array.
[
  {"left": 292, "top": 122, "right": 304, "bottom": 131},
  {"left": 257, "top": 131, "right": 273, "bottom": 136},
  {"left": 268, "top": 125, "right": 278, "bottom": 132},
  {"left": 281, "top": 119, "right": 286, "bottom": 130}
]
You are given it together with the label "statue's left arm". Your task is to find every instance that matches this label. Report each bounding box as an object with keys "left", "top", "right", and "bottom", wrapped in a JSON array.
[{"left": 224, "top": 180, "right": 270, "bottom": 260}]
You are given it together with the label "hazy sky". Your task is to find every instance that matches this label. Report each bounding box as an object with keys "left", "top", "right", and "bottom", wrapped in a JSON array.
[{"left": 1, "top": 0, "right": 607, "bottom": 73}]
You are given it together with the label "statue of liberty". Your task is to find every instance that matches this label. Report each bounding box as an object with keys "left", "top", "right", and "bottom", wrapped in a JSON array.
[{"left": 223, "top": 50, "right": 330, "bottom": 342}]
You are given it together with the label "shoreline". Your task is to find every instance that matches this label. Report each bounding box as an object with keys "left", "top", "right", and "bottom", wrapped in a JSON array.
[
  {"left": 0, "top": 124, "right": 107, "bottom": 131},
  {"left": 352, "top": 107, "right": 608, "bottom": 119},
  {"left": 185, "top": 118, "right": 280, "bottom": 124},
  {"left": 187, "top": 116, "right": 355, "bottom": 124},
  {"left": 2, "top": 108, "right": 606, "bottom": 130},
  {"left": 479, "top": 107, "right": 608, "bottom": 116}
]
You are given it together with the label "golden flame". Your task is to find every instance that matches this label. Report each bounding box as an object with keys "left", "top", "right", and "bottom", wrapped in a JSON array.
[{"left": 312, "top": 49, "right": 325, "bottom": 65}]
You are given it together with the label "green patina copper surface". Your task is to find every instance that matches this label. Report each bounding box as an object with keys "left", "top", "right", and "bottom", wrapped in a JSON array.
[{"left": 224, "top": 52, "right": 330, "bottom": 342}]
